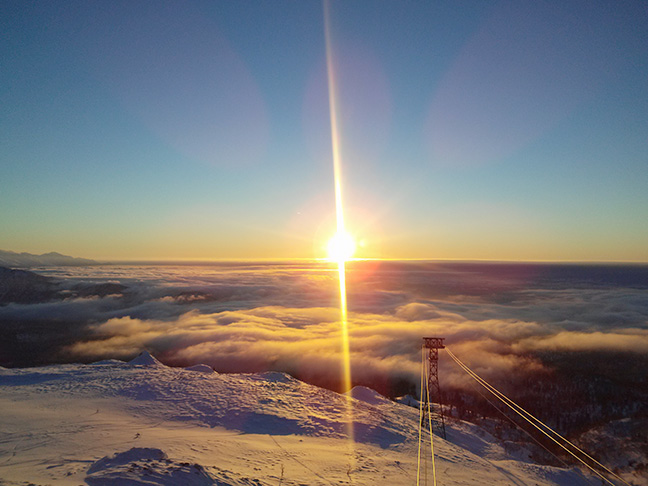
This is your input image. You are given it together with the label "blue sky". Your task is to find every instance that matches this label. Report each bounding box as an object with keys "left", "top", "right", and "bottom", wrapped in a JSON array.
[{"left": 1, "top": 0, "right": 647, "bottom": 261}]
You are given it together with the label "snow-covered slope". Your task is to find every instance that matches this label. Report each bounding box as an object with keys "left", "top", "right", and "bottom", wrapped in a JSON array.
[
  {"left": 128, "top": 350, "right": 165, "bottom": 367},
  {"left": 0, "top": 359, "right": 599, "bottom": 485}
]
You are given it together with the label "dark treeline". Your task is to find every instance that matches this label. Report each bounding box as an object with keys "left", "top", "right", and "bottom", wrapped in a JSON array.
[{"left": 438, "top": 350, "right": 648, "bottom": 470}]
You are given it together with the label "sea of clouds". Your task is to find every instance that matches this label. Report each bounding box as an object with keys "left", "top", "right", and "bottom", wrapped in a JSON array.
[{"left": 1, "top": 261, "right": 647, "bottom": 394}]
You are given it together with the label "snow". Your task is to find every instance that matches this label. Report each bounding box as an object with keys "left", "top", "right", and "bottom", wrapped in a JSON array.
[
  {"left": 0, "top": 359, "right": 609, "bottom": 485},
  {"left": 345, "top": 386, "right": 393, "bottom": 406},
  {"left": 91, "top": 359, "right": 127, "bottom": 366},
  {"left": 578, "top": 417, "right": 648, "bottom": 484},
  {"left": 185, "top": 364, "right": 215, "bottom": 373},
  {"left": 128, "top": 350, "right": 165, "bottom": 367},
  {"left": 395, "top": 394, "right": 420, "bottom": 408},
  {"left": 86, "top": 448, "right": 214, "bottom": 485}
]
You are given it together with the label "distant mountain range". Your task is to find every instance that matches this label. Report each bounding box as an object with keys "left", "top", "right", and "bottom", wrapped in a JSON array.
[
  {"left": 0, "top": 266, "right": 58, "bottom": 304},
  {"left": 0, "top": 250, "right": 98, "bottom": 268},
  {"left": 0, "top": 264, "right": 127, "bottom": 306}
]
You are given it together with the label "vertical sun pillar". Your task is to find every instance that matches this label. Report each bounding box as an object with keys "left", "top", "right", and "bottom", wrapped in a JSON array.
[{"left": 323, "top": 0, "right": 354, "bottom": 446}]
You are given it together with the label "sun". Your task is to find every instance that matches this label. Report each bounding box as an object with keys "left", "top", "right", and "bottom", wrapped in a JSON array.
[{"left": 327, "top": 230, "right": 356, "bottom": 262}]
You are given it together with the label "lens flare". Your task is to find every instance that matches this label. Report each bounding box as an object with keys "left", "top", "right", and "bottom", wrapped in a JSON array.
[
  {"left": 327, "top": 230, "right": 356, "bottom": 262},
  {"left": 323, "top": 0, "right": 354, "bottom": 447}
]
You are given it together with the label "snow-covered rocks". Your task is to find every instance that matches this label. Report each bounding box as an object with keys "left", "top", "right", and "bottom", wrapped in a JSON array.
[
  {"left": 345, "top": 386, "right": 393, "bottom": 406},
  {"left": 395, "top": 394, "right": 420, "bottom": 408},
  {"left": 255, "top": 370, "right": 293, "bottom": 383},
  {"left": 185, "top": 364, "right": 215, "bottom": 373},
  {"left": 86, "top": 448, "right": 214, "bottom": 485},
  {"left": 90, "top": 359, "right": 127, "bottom": 366},
  {"left": 129, "top": 350, "right": 164, "bottom": 367}
]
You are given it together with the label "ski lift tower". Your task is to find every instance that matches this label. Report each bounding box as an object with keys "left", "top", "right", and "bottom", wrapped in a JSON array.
[{"left": 422, "top": 337, "right": 447, "bottom": 440}]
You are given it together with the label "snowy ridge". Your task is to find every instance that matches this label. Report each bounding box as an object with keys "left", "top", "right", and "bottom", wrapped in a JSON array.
[
  {"left": 345, "top": 385, "right": 394, "bottom": 406},
  {"left": 128, "top": 350, "right": 165, "bottom": 367},
  {"left": 0, "top": 361, "right": 602, "bottom": 485},
  {"left": 186, "top": 364, "right": 216, "bottom": 373},
  {"left": 86, "top": 447, "right": 214, "bottom": 485}
]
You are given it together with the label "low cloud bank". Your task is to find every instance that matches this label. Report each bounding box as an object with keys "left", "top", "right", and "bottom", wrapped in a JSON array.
[
  {"left": 2, "top": 262, "right": 647, "bottom": 395},
  {"left": 65, "top": 301, "right": 648, "bottom": 394}
]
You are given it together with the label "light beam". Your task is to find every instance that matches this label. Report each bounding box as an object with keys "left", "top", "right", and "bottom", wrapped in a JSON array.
[
  {"left": 327, "top": 230, "right": 356, "bottom": 262},
  {"left": 323, "top": 0, "right": 354, "bottom": 444}
]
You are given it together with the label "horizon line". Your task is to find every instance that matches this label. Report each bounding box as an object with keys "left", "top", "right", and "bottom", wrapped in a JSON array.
[
  {"left": 89, "top": 257, "right": 648, "bottom": 265},
  {"left": 2, "top": 249, "right": 647, "bottom": 265}
]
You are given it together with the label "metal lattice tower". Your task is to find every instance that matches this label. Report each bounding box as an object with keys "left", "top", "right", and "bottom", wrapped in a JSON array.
[{"left": 422, "top": 337, "right": 446, "bottom": 440}]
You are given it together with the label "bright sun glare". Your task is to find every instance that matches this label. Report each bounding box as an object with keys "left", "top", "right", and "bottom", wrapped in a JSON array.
[{"left": 327, "top": 230, "right": 356, "bottom": 262}]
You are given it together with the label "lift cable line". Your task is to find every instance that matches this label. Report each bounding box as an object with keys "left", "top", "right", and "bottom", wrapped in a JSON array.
[
  {"left": 425, "top": 361, "right": 438, "bottom": 486},
  {"left": 417, "top": 347, "right": 425, "bottom": 486},
  {"left": 459, "top": 368, "right": 572, "bottom": 471},
  {"left": 417, "top": 345, "right": 438, "bottom": 486},
  {"left": 445, "top": 347, "right": 632, "bottom": 486}
]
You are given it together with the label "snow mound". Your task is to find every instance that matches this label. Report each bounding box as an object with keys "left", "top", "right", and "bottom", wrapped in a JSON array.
[
  {"left": 86, "top": 447, "right": 214, "bottom": 485},
  {"left": 87, "top": 447, "right": 167, "bottom": 474},
  {"left": 128, "top": 351, "right": 164, "bottom": 367},
  {"left": 395, "top": 394, "right": 420, "bottom": 408},
  {"left": 90, "top": 359, "right": 126, "bottom": 366},
  {"left": 185, "top": 364, "right": 215, "bottom": 373},
  {"left": 255, "top": 370, "right": 294, "bottom": 382},
  {"left": 346, "top": 386, "right": 392, "bottom": 406}
]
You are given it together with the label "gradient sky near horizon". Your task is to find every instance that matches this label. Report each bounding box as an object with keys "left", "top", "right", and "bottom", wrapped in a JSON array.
[{"left": 1, "top": 1, "right": 647, "bottom": 262}]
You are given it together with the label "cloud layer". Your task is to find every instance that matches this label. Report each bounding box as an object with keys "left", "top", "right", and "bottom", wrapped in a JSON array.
[{"left": 2, "top": 261, "right": 647, "bottom": 396}]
